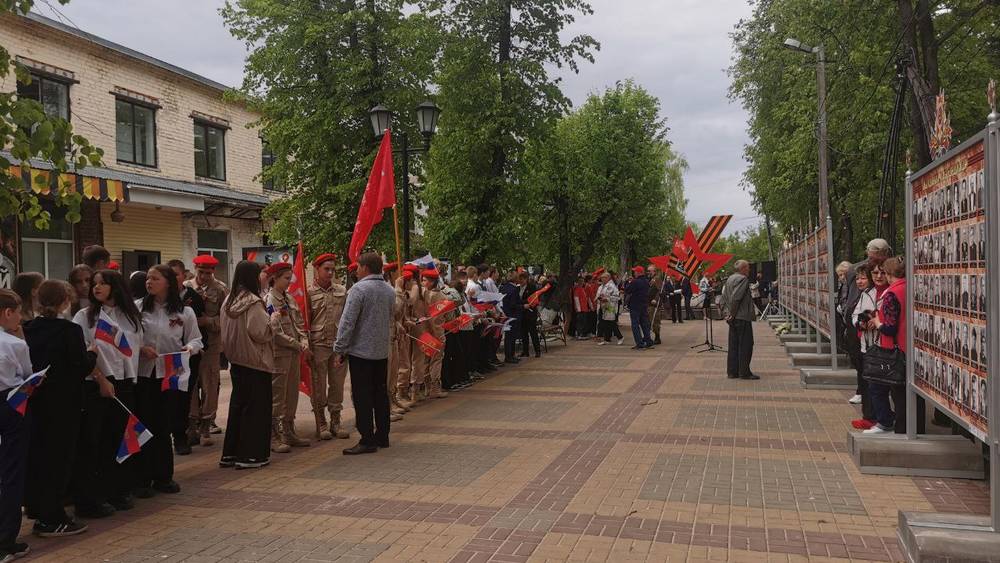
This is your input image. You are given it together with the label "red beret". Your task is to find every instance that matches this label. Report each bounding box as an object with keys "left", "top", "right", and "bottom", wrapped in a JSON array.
[
  {"left": 420, "top": 269, "right": 439, "bottom": 279},
  {"left": 265, "top": 262, "right": 292, "bottom": 277},
  {"left": 402, "top": 263, "right": 420, "bottom": 273},
  {"left": 632, "top": 266, "right": 645, "bottom": 274},
  {"left": 312, "top": 253, "right": 337, "bottom": 268},
  {"left": 592, "top": 267, "right": 606, "bottom": 277},
  {"left": 193, "top": 255, "right": 219, "bottom": 268},
  {"left": 108, "top": 261, "right": 120, "bottom": 271},
  {"left": 382, "top": 261, "right": 398, "bottom": 273},
  {"left": 402, "top": 271, "right": 414, "bottom": 281},
  {"left": 347, "top": 262, "right": 358, "bottom": 272}
]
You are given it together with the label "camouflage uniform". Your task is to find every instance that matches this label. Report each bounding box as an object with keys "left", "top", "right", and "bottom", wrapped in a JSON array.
[
  {"left": 266, "top": 288, "right": 310, "bottom": 449},
  {"left": 186, "top": 277, "right": 228, "bottom": 444},
  {"left": 307, "top": 280, "right": 350, "bottom": 439}
]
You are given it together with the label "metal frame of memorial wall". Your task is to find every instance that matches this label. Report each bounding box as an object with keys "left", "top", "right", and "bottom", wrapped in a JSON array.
[
  {"left": 777, "top": 217, "right": 839, "bottom": 370},
  {"left": 904, "top": 119, "right": 999, "bottom": 532}
]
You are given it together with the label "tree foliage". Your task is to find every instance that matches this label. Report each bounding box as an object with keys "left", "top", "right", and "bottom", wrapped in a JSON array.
[
  {"left": 421, "top": 0, "right": 599, "bottom": 263},
  {"left": 522, "top": 80, "right": 686, "bottom": 307},
  {"left": 221, "top": 0, "right": 439, "bottom": 257},
  {"left": 729, "top": 0, "right": 999, "bottom": 260},
  {"left": 1, "top": 0, "right": 103, "bottom": 228}
]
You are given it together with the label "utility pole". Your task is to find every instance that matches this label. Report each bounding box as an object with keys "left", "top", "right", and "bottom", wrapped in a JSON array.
[{"left": 816, "top": 44, "right": 830, "bottom": 221}]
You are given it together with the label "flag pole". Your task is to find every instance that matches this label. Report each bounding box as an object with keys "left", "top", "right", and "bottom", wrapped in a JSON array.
[
  {"left": 392, "top": 204, "right": 404, "bottom": 277},
  {"left": 112, "top": 395, "right": 136, "bottom": 417}
]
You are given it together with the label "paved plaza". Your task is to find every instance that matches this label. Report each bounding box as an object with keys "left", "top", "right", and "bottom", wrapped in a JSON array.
[{"left": 19, "top": 321, "right": 989, "bottom": 562}]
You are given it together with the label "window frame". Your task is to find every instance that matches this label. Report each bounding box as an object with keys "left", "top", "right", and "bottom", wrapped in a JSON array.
[
  {"left": 261, "top": 139, "right": 284, "bottom": 192},
  {"left": 16, "top": 72, "right": 71, "bottom": 122},
  {"left": 193, "top": 120, "right": 227, "bottom": 181},
  {"left": 115, "top": 97, "right": 158, "bottom": 168},
  {"left": 19, "top": 201, "right": 74, "bottom": 280}
]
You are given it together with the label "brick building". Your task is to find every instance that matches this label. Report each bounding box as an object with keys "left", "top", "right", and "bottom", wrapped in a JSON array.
[{"left": 0, "top": 11, "right": 279, "bottom": 286}]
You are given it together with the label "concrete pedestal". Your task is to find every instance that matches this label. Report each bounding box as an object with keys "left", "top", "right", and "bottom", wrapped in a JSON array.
[
  {"left": 847, "top": 432, "right": 985, "bottom": 478},
  {"left": 778, "top": 333, "right": 809, "bottom": 344},
  {"left": 789, "top": 352, "right": 849, "bottom": 367},
  {"left": 898, "top": 512, "right": 1000, "bottom": 562},
  {"left": 800, "top": 368, "right": 856, "bottom": 389}
]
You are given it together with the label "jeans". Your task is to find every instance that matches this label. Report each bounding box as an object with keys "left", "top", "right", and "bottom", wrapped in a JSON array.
[
  {"left": 630, "top": 309, "right": 653, "bottom": 348},
  {"left": 869, "top": 382, "right": 895, "bottom": 429}
]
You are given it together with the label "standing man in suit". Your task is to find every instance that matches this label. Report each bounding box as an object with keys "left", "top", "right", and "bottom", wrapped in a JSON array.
[
  {"left": 624, "top": 267, "right": 655, "bottom": 350},
  {"left": 721, "top": 260, "right": 758, "bottom": 380},
  {"left": 681, "top": 275, "right": 694, "bottom": 320},
  {"left": 664, "top": 276, "right": 683, "bottom": 324}
]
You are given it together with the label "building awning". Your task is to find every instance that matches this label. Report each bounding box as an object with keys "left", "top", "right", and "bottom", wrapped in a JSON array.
[{"left": 8, "top": 164, "right": 128, "bottom": 202}]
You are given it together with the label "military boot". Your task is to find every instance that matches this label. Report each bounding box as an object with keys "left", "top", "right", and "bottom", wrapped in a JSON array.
[
  {"left": 186, "top": 418, "right": 201, "bottom": 447},
  {"left": 282, "top": 419, "right": 310, "bottom": 447},
  {"left": 199, "top": 419, "right": 213, "bottom": 446},
  {"left": 314, "top": 409, "right": 333, "bottom": 440},
  {"left": 270, "top": 419, "right": 291, "bottom": 453},
  {"left": 430, "top": 379, "right": 449, "bottom": 399},
  {"left": 329, "top": 408, "right": 350, "bottom": 439},
  {"left": 393, "top": 389, "right": 413, "bottom": 411},
  {"left": 408, "top": 385, "right": 420, "bottom": 405}
]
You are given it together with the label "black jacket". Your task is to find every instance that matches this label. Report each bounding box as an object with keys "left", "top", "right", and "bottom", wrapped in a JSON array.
[
  {"left": 625, "top": 276, "right": 651, "bottom": 310},
  {"left": 23, "top": 316, "right": 97, "bottom": 399},
  {"left": 500, "top": 281, "right": 523, "bottom": 321},
  {"left": 680, "top": 276, "right": 693, "bottom": 298}
]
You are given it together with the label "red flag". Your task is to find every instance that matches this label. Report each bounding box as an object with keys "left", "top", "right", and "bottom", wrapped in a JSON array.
[
  {"left": 348, "top": 131, "right": 396, "bottom": 263},
  {"left": 472, "top": 302, "right": 494, "bottom": 312},
  {"left": 427, "top": 299, "right": 457, "bottom": 319},
  {"left": 526, "top": 284, "right": 551, "bottom": 308},
  {"left": 417, "top": 332, "right": 443, "bottom": 357},
  {"left": 290, "top": 242, "right": 313, "bottom": 396},
  {"left": 442, "top": 313, "right": 474, "bottom": 333}
]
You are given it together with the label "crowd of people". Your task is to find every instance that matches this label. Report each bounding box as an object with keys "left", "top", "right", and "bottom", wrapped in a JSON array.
[{"left": 835, "top": 238, "right": 910, "bottom": 434}]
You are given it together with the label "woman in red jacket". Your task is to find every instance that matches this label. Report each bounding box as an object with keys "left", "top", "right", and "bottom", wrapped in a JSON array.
[{"left": 863, "top": 257, "right": 907, "bottom": 434}]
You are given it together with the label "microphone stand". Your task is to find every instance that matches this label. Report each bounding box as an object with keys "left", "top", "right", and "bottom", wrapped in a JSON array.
[{"left": 691, "top": 288, "right": 726, "bottom": 353}]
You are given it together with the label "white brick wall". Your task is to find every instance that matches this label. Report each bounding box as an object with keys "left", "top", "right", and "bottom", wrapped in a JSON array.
[
  {"left": 0, "top": 14, "right": 268, "bottom": 197},
  {"left": 181, "top": 215, "right": 265, "bottom": 284}
]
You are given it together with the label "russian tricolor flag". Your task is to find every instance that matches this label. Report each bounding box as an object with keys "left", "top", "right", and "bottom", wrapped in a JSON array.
[
  {"left": 159, "top": 352, "right": 191, "bottom": 392},
  {"left": 5, "top": 367, "right": 49, "bottom": 415},
  {"left": 116, "top": 413, "right": 153, "bottom": 464},
  {"left": 95, "top": 318, "right": 132, "bottom": 357}
]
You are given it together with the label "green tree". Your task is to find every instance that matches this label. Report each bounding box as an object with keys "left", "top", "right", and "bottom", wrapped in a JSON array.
[
  {"left": 729, "top": 0, "right": 999, "bottom": 260},
  {"left": 522, "top": 81, "right": 684, "bottom": 312},
  {"left": 222, "top": 0, "right": 439, "bottom": 257},
  {"left": 1, "top": 1, "right": 103, "bottom": 228},
  {"left": 422, "top": 0, "right": 599, "bottom": 263}
]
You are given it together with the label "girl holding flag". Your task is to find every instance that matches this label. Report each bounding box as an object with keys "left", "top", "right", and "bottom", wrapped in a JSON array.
[
  {"left": 72, "top": 270, "right": 143, "bottom": 518},
  {"left": 23, "top": 281, "right": 96, "bottom": 537},
  {"left": 133, "top": 265, "right": 203, "bottom": 497},
  {"left": 264, "top": 262, "right": 310, "bottom": 453},
  {"left": 0, "top": 289, "right": 33, "bottom": 560}
]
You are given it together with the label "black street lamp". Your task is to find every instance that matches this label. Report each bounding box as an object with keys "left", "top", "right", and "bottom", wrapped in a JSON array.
[{"left": 369, "top": 101, "right": 441, "bottom": 259}]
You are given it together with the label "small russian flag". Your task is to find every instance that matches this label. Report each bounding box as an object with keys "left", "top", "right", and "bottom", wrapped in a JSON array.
[
  {"left": 95, "top": 318, "right": 132, "bottom": 357},
  {"left": 116, "top": 413, "right": 153, "bottom": 464},
  {"left": 6, "top": 367, "right": 49, "bottom": 416},
  {"left": 159, "top": 352, "right": 191, "bottom": 392}
]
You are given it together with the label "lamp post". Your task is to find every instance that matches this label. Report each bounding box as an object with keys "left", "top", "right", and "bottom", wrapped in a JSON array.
[
  {"left": 369, "top": 101, "right": 441, "bottom": 259},
  {"left": 784, "top": 38, "right": 829, "bottom": 221}
]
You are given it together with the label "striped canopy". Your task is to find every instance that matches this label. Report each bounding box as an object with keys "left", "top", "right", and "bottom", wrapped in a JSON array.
[{"left": 8, "top": 165, "right": 129, "bottom": 202}]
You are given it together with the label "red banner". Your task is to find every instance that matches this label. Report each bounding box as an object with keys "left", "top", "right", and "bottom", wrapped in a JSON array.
[{"left": 290, "top": 242, "right": 312, "bottom": 396}]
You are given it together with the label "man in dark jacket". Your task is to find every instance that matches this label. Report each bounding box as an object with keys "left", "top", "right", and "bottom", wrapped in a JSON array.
[
  {"left": 624, "top": 266, "right": 655, "bottom": 350},
  {"left": 721, "top": 260, "right": 758, "bottom": 379},
  {"left": 681, "top": 275, "right": 694, "bottom": 320},
  {"left": 499, "top": 271, "right": 523, "bottom": 363}
]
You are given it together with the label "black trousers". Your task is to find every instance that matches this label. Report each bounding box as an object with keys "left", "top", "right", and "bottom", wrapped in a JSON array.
[
  {"left": 0, "top": 399, "right": 29, "bottom": 548},
  {"left": 460, "top": 331, "right": 478, "bottom": 378},
  {"left": 171, "top": 353, "right": 201, "bottom": 443},
  {"left": 850, "top": 350, "right": 875, "bottom": 421},
  {"left": 504, "top": 319, "right": 520, "bottom": 361},
  {"left": 222, "top": 364, "right": 271, "bottom": 463},
  {"left": 597, "top": 319, "right": 623, "bottom": 341},
  {"left": 442, "top": 333, "right": 462, "bottom": 389},
  {"left": 26, "top": 381, "right": 82, "bottom": 524},
  {"left": 684, "top": 295, "right": 694, "bottom": 319},
  {"left": 134, "top": 377, "right": 174, "bottom": 486},
  {"left": 521, "top": 316, "right": 540, "bottom": 356},
  {"left": 473, "top": 325, "right": 491, "bottom": 372},
  {"left": 669, "top": 296, "right": 683, "bottom": 323},
  {"left": 73, "top": 379, "right": 135, "bottom": 508},
  {"left": 349, "top": 355, "right": 390, "bottom": 447},
  {"left": 726, "top": 319, "right": 755, "bottom": 377}
]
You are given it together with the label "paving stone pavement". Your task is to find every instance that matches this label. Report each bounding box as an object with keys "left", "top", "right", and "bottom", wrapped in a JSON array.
[{"left": 17, "top": 320, "right": 990, "bottom": 562}]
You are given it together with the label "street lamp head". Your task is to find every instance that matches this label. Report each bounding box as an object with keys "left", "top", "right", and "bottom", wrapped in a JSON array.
[
  {"left": 415, "top": 100, "right": 441, "bottom": 140},
  {"left": 369, "top": 104, "right": 392, "bottom": 138},
  {"left": 783, "top": 37, "right": 812, "bottom": 54}
]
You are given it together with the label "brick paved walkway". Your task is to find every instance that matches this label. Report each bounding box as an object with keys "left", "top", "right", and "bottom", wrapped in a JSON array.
[{"left": 20, "top": 321, "right": 989, "bottom": 562}]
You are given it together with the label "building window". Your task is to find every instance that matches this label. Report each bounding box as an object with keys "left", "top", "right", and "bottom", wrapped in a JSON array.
[
  {"left": 116, "top": 99, "right": 157, "bottom": 166},
  {"left": 261, "top": 141, "right": 284, "bottom": 192},
  {"left": 197, "top": 229, "right": 230, "bottom": 285},
  {"left": 16, "top": 74, "right": 70, "bottom": 121},
  {"left": 20, "top": 202, "right": 74, "bottom": 280},
  {"left": 194, "top": 122, "right": 226, "bottom": 181}
]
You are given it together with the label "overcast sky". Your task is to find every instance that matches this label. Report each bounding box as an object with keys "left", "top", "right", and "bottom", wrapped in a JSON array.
[{"left": 37, "top": 0, "right": 757, "bottom": 235}]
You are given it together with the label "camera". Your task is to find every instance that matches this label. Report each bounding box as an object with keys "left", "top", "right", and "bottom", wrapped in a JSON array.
[{"left": 857, "top": 310, "right": 874, "bottom": 325}]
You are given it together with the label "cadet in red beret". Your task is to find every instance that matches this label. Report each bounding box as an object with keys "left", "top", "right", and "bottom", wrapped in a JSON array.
[
  {"left": 192, "top": 255, "right": 220, "bottom": 269},
  {"left": 264, "top": 261, "right": 310, "bottom": 452},
  {"left": 187, "top": 254, "right": 229, "bottom": 444},
  {"left": 312, "top": 253, "right": 337, "bottom": 268},
  {"left": 306, "top": 253, "right": 350, "bottom": 440},
  {"left": 264, "top": 262, "right": 292, "bottom": 278}
]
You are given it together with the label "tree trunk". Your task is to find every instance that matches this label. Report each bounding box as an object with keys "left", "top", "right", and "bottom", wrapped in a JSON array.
[
  {"left": 840, "top": 212, "right": 854, "bottom": 261},
  {"left": 915, "top": 0, "right": 940, "bottom": 94},
  {"left": 897, "top": 0, "right": 932, "bottom": 167}
]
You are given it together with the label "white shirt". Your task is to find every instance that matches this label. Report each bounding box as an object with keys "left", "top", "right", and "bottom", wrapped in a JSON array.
[
  {"left": 0, "top": 329, "right": 33, "bottom": 390},
  {"left": 465, "top": 279, "right": 482, "bottom": 301},
  {"left": 73, "top": 305, "right": 143, "bottom": 381},
  {"left": 135, "top": 300, "right": 203, "bottom": 378},
  {"left": 482, "top": 277, "right": 499, "bottom": 293}
]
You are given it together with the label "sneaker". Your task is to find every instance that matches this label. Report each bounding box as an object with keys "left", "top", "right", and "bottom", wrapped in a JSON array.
[
  {"left": 209, "top": 422, "right": 223, "bottom": 434},
  {"left": 235, "top": 458, "right": 270, "bottom": 470},
  {"left": 597, "top": 341, "right": 608, "bottom": 346},
  {"left": 848, "top": 394, "right": 862, "bottom": 404},
  {"left": 863, "top": 426, "right": 890, "bottom": 434},
  {"left": 218, "top": 456, "right": 236, "bottom": 468},
  {"left": 74, "top": 502, "right": 115, "bottom": 519},
  {"left": 616, "top": 338, "right": 624, "bottom": 346},
  {"left": 33, "top": 519, "right": 88, "bottom": 538},
  {"left": 0, "top": 542, "right": 29, "bottom": 562}
]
